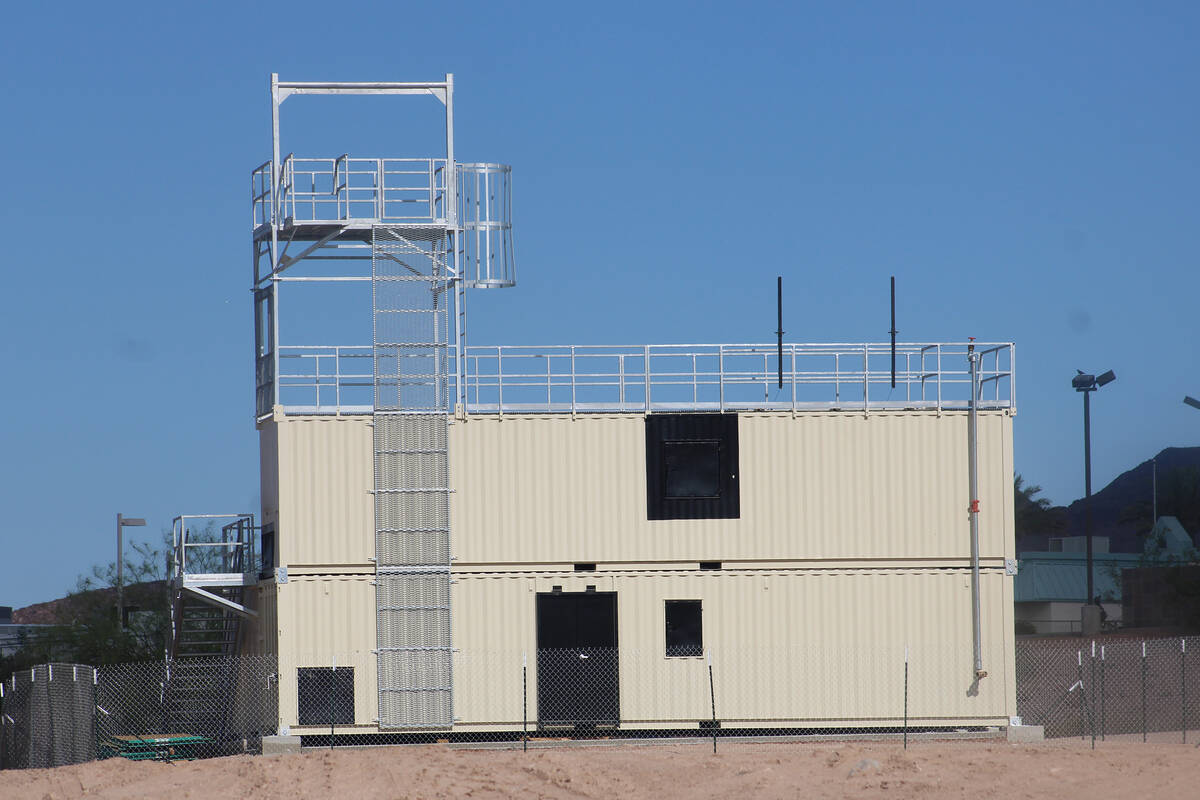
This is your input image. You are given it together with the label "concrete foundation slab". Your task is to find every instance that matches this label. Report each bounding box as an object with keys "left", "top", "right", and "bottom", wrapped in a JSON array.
[
  {"left": 262, "top": 735, "right": 303, "bottom": 755},
  {"left": 1006, "top": 725, "right": 1044, "bottom": 743}
]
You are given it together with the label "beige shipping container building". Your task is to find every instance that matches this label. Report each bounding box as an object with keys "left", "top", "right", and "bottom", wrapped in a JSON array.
[
  {"left": 248, "top": 405, "right": 1017, "bottom": 736},
  {"left": 171, "top": 75, "right": 1019, "bottom": 741}
]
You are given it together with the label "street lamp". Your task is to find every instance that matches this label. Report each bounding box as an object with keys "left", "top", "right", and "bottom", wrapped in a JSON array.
[
  {"left": 116, "top": 513, "right": 146, "bottom": 631},
  {"left": 1072, "top": 370, "right": 1115, "bottom": 629},
  {"left": 1185, "top": 396, "right": 1200, "bottom": 411}
]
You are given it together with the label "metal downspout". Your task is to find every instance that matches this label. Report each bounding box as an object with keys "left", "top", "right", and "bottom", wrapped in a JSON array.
[{"left": 967, "top": 342, "right": 986, "bottom": 680}]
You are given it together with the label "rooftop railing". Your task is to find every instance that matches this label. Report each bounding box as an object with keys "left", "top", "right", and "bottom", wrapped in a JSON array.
[
  {"left": 252, "top": 156, "right": 449, "bottom": 229},
  {"left": 272, "top": 342, "right": 1014, "bottom": 416}
]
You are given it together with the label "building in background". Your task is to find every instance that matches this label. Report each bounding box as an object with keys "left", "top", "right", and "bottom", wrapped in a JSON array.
[
  {"left": 0, "top": 607, "right": 46, "bottom": 658},
  {"left": 1015, "top": 518, "right": 1198, "bottom": 635}
]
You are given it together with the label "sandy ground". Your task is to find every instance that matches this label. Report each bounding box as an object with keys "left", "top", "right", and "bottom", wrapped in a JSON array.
[{"left": 4, "top": 738, "right": 1200, "bottom": 800}]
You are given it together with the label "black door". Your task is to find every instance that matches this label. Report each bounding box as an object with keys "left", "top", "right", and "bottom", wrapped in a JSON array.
[{"left": 536, "top": 592, "right": 619, "bottom": 728}]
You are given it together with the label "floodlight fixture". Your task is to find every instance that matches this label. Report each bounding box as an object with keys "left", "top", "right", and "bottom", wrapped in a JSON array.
[
  {"left": 1072, "top": 369, "right": 1115, "bottom": 393},
  {"left": 1185, "top": 396, "right": 1200, "bottom": 411}
]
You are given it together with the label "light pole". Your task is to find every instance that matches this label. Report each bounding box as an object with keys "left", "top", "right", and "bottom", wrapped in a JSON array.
[
  {"left": 1072, "top": 370, "right": 1115, "bottom": 626},
  {"left": 116, "top": 513, "right": 146, "bottom": 631}
]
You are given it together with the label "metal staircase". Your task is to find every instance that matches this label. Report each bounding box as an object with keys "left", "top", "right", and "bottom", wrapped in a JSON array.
[{"left": 169, "top": 515, "right": 258, "bottom": 660}]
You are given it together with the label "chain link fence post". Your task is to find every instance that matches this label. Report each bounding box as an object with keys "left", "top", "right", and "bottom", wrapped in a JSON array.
[
  {"left": 1099, "top": 644, "right": 1106, "bottom": 741},
  {"left": 1141, "top": 641, "right": 1147, "bottom": 742},
  {"left": 1182, "top": 638, "right": 1187, "bottom": 744},
  {"left": 521, "top": 650, "right": 527, "bottom": 753},
  {"left": 903, "top": 644, "right": 909, "bottom": 750},
  {"left": 706, "top": 648, "right": 717, "bottom": 754}
]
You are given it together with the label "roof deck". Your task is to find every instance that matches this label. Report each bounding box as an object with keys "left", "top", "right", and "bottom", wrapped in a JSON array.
[
  {"left": 270, "top": 341, "right": 1014, "bottom": 417},
  {"left": 252, "top": 156, "right": 510, "bottom": 241}
]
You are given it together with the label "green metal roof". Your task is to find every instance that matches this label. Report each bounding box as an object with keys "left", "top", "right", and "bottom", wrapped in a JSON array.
[{"left": 1014, "top": 552, "right": 1142, "bottom": 602}]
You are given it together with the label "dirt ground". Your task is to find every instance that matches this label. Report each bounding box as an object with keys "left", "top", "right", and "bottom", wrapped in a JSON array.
[{"left": 4, "top": 738, "right": 1199, "bottom": 799}]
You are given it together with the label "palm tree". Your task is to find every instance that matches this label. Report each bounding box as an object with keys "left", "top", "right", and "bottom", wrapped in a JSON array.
[{"left": 1014, "top": 474, "right": 1064, "bottom": 548}]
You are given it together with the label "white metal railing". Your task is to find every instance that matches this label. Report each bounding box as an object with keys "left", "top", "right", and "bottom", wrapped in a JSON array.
[
  {"left": 277, "top": 346, "right": 374, "bottom": 413},
  {"left": 272, "top": 342, "right": 1014, "bottom": 415},
  {"left": 252, "top": 157, "right": 449, "bottom": 228},
  {"left": 172, "top": 514, "right": 257, "bottom": 579}
]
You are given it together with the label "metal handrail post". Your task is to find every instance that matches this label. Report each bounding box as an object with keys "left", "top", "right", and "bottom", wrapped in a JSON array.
[
  {"left": 936, "top": 345, "right": 943, "bottom": 412},
  {"left": 644, "top": 345, "right": 651, "bottom": 412},
  {"left": 335, "top": 347, "right": 342, "bottom": 411},
  {"left": 1010, "top": 343, "right": 1016, "bottom": 409},
  {"left": 619, "top": 355, "right": 625, "bottom": 412},
  {"left": 376, "top": 159, "right": 384, "bottom": 220},
  {"left": 719, "top": 346, "right": 725, "bottom": 412},
  {"left": 692, "top": 353, "right": 698, "bottom": 405},
  {"left": 835, "top": 353, "right": 840, "bottom": 405},
  {"left": 906, "top": 352, "right": 911, "bottom": 405},
  {"left": 791, "top": 346, "right": 797, "bottom": 412},
  {"left": 863, "top": 344, "right": 869, "bottom": 412},
  {"left": 571, "top": 346, "right": 576, "bottom": 415}
]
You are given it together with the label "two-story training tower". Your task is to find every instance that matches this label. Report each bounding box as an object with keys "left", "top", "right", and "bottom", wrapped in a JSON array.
[{"left": 232, "top": 74, "right": 1020, "bottom": 739}]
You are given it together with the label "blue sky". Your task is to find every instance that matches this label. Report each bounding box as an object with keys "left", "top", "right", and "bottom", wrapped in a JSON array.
[{"left": 1, "top": 2, "right": 1197, "bottom": 609}]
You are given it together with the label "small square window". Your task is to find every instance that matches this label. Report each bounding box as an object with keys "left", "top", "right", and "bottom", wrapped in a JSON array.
[
  {"left": 665, "top": 600, "right": 703, "bottom": 657},
  {"left": 297, "top": 667, "right": 355, "bottom": 726}
]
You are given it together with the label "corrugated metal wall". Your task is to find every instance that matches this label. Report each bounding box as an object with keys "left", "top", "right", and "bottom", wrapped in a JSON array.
[
  {"left": 268, "top": 415, "right": 375, "bottom": 568},
  {"left": 262, "top": 409, "right": 1016, "bottom": 731},
  {"left": 238, "top": 584, "right": 277, "bottom": 657},
  {"left": 264, "top": 410, "right": 1010, "bottom": 570},
  {"left": 273, "top": 575, "right": 378, "bottom": 730},
  {"left": 450, "top": 411, "right": 1014, "bottom": 566},
  {"left": 451, "top": 569, "right": 1015, "bottom": 728}
]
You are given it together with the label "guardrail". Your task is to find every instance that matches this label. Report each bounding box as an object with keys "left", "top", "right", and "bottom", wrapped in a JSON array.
[
  {"left": 172, "top": 515, "right": 257, "bottom": 579},
  {"left": 270, "top": 342, "right": 1013, "bottom": 415},
  {"left": 252, "top": 157, "right": 449, "bottom": 228}
]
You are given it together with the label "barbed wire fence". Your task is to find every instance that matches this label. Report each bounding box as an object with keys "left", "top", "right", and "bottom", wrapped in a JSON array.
[{"left": 5, "top": 637, "right": 1200, "bottom": 768}]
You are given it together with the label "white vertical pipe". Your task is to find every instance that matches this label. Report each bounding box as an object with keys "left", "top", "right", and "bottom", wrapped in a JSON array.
[{"left": 968, "top": 342, "right": 985, "bottom": 678}]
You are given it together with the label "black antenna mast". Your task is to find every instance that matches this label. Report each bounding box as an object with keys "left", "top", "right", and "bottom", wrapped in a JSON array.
[
  {"left": 776, "top": 276, "right": 784, "bottom": 390},
  {"left": 890, "top": 276, "right": 898, "bottom": 389}
]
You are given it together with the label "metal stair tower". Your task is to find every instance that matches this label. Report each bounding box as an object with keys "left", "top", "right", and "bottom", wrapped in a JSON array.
[{"left": 251, "top": 75, "right": 516, "bottom": 729}]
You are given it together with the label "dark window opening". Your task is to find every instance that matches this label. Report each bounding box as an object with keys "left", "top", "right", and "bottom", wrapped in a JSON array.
[
  {"left": 646, "top": 414, "right": 739, "bottom": 520},
  {"left": 699, "top": 561, "right": 722, "bottom": 571},
  {"left": 259, "top": 524, "right": 276, "bottom": 581},
  {"left": 664, "top": 440, "right": 721, "bottom": 498},
  {"left": 574, "top": 563, "right": 596, "bottom": 572},
  {"left": 665, "top": 600, "right": 703, "bottom": 657},
  {"left": 298, "top": 667, "right": 355, "bottom": 726}
]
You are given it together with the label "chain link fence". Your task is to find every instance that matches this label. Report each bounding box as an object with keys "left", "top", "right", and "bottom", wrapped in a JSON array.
[
  {"left": 6, "top": 636, "right": 1200, "bottom": 768},
  {"left": 1, "top": 655, "right": 276, "bottom": 769},
  {"left": 0, "top": 664, "right": 96, "bottom": 769},
  {"left": 286, "top": 642, "right": 1005, "bottom": 750},
  {"left": 1015, "top": 634, "right": 1199, "bottom": 742}
]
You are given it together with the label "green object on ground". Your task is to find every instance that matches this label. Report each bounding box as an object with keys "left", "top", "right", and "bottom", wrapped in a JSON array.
[{"left": 100, "top": 733, "right": 212, "bottom": 761}]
